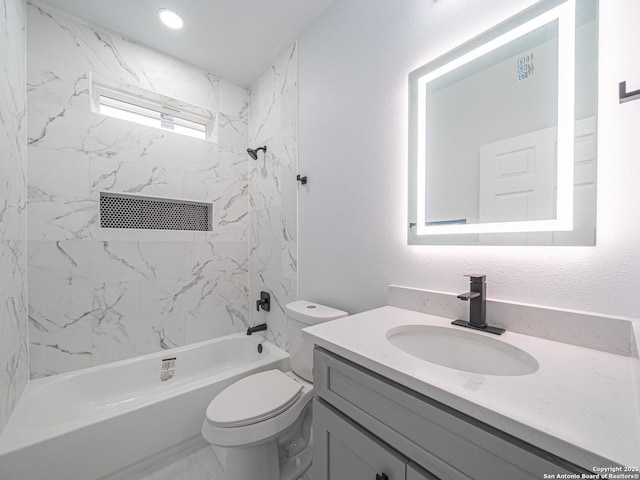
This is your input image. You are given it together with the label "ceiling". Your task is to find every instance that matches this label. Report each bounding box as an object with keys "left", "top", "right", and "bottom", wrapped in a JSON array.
[{"left": 36, "top": 0, "right": 337, "bottom": 87}]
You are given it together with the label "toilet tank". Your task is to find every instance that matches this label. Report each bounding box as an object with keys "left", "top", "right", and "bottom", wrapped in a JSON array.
[{"left": 285, "top": 301, "right": 348, "bottom": 382}]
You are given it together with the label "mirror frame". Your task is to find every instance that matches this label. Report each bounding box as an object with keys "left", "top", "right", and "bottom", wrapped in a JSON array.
[{"left": 408, "top": 0, "right": 598, "bottom": 245}]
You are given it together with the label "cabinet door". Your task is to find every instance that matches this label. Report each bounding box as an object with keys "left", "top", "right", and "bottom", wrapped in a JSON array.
[
  {"left": 408, "top": 463, "right": 440, "bottom": 480},
  {"left": 313, "top": 398, "right": 408, "bottom": 480}
]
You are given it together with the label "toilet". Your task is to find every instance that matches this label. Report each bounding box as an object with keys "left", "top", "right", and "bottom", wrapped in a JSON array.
[{"left": 202, "top": 301, "right": 348, "bottom": 480}]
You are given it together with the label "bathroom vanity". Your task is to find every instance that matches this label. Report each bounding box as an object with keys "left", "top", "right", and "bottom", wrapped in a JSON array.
[
  {"left": 312, "top": 348, "right": 585, "bottom": 479},
  {"left": 304, "top": 299, "right": 640, "bottom": 480}
]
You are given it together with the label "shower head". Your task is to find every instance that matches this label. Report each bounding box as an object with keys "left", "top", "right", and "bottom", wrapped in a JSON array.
[{"left": 247, "top": 146, "right": 267, "bottom": 160}]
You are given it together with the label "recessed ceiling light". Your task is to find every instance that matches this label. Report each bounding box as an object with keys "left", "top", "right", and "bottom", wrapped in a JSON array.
[{"left": 158, "top": 9, "right": 184, "bottom": 29}]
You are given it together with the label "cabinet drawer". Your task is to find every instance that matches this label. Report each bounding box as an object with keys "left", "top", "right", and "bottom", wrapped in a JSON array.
[{"left": 314, "top": 347, "right": 587, "bottom": 480}]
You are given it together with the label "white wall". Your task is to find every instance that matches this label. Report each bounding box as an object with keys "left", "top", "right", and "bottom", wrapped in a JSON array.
[
  {"left": 0, "top": 0, "right": 28, "bottom": 432},
  {"left": 26, "top": 3, "right": 250, "bottom": 378},
  {"left": 298, "top": 0, "right": 640, "bottom": 319}
]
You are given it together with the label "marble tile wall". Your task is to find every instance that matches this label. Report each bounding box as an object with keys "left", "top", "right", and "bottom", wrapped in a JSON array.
[
  {"left": 26, "top": 3, "right": 250, "bottom": 378},
  {"left": 248, "top": 43, "right": 299, "bottom": 349},
  {"left": 0, "top": 0, "right": 28, "bottom": 432}
]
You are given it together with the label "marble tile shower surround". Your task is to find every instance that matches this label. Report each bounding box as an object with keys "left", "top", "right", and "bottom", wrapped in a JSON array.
[
  {"left": 26, "top": 2, "right": 251, "bottom": 378},
  {"left": 0, "top": 0, "right": 28, "bottom": 432},
  {"left": 88, "top": 44, "right": 301, "bottom": 480},
  {"left": 388, "top": 285, "right": 638, "bottom": 357},
  {"left": 248, "top": 43, "right": 299, "bottom": 350}
]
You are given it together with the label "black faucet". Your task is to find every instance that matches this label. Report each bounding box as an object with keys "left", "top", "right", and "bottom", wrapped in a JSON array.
[
  {"left": 451, "top": 275, "right": 505, "bottom": 335},
  {"left": 246, "top": 323, "right": 267, "bottom": 335}
]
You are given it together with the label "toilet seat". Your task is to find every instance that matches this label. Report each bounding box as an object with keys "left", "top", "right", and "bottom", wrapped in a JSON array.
[
  {"left": 202, "top": 371, "right": 313, "bottom": 449},
  {"left": 206, "top": 370, "right": 303, "bottom": 428}
]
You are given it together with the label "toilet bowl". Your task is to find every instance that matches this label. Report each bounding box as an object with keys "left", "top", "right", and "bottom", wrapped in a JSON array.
[{"left": 201, "top": 301, "right": 347, "bottom": 480}]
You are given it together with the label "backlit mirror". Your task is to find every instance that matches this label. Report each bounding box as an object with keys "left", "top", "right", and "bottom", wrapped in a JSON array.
[{"left": 408, "top": 0, "right": 598, "bottom": 245}]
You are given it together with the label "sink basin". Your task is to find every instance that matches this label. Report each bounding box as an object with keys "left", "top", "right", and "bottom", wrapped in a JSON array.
[{"left": 386, "top": 325, "right": 539, "bottom": 376}]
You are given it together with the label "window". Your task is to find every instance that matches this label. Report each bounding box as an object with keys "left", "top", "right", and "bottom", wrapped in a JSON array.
[
  {"left": 98, "top": 96, "right": 207, "bottom": 140},
  {"left": 90, "top": 72, "right": 215, "bottom": 142}
]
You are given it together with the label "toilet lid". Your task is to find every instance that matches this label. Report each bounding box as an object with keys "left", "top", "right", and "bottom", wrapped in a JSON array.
[{"left": 206, "top": 370, "right": 303, "bottom": 428}]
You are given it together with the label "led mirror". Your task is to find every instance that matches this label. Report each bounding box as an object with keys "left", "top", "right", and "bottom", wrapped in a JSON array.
[{"left": 408, "top": 0, "right": 598, "bottom": 245}]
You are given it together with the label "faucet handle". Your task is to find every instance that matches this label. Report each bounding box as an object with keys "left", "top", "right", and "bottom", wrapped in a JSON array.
[{"left": 464, "top": 274, "right": 486, "bottom": 284}]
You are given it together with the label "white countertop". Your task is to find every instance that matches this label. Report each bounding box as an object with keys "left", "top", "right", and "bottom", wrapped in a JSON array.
[{"left": 303, "top": 306, "right": 640, "bottom": 470}]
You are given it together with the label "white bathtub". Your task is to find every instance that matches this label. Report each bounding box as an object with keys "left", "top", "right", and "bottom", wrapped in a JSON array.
[{"left": 0, "top": 333, "right": 289, "bottom": 480}]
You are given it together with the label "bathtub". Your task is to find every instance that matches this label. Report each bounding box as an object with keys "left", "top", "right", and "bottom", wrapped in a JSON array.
[{"left": 0, "top": 333, "right": 289, "bottom": 480}]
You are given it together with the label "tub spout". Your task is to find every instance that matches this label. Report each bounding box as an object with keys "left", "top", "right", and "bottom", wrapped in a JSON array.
[{"left": 247, "top": 323, "right": 267, "bottom": 335}]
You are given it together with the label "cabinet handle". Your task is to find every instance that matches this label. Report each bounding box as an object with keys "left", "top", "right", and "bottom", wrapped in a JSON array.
[{"left": 376, "top": 474, "right": 389, "bottom": 480}]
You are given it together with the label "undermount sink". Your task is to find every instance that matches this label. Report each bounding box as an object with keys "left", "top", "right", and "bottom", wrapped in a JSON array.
[{"left": 386, "top": 325, "right": 539, "bottom": 376}]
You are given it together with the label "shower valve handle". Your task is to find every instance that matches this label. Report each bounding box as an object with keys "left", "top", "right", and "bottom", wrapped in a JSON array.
[{"left": 256, "top": 291, "right": 271, "bottom": 312}]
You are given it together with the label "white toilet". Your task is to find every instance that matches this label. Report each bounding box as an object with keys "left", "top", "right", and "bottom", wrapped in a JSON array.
[{"left": 202, "top": 300, "right": 348, "bottom": 480}]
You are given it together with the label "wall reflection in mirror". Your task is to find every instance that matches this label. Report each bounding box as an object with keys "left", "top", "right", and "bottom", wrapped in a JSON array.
[{"left": 408, "top": 0, "right": 598, "bottom": 245}]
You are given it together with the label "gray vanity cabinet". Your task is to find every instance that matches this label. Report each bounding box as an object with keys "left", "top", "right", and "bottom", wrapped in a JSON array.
[{"left": 312, "top": 347, "right": 589, "bottom": 480}]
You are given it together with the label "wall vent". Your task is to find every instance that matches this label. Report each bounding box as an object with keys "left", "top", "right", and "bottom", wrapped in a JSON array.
[{"left": 100, "top": 192, "right": 212, "bottom": 231}]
